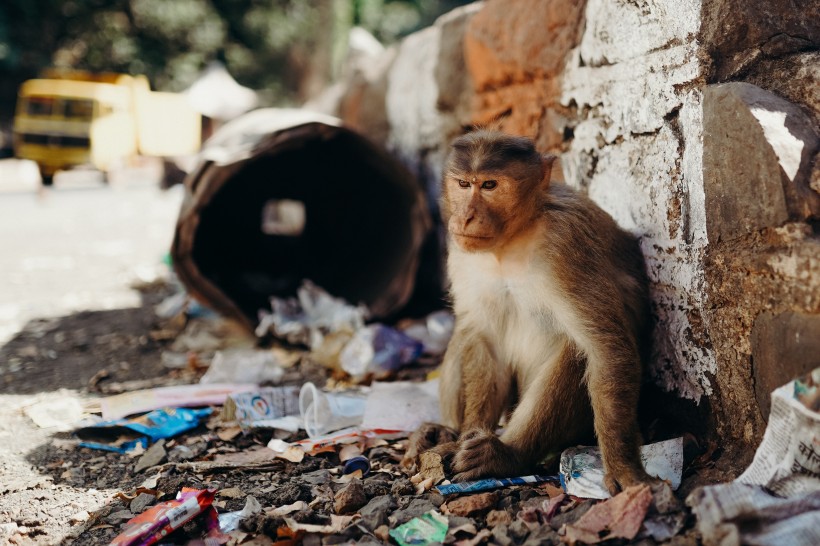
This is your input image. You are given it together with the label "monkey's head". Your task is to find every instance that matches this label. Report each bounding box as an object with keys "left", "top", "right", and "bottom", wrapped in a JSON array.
[{"left": 441, "top": 130, "right": 554, "bottom": 252}]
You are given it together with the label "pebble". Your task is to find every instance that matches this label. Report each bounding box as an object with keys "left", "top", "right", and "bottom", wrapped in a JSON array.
[
  {"left": 359, "top": 495, "right": 397, "bottom": 530},
  {"left": 129, "top": 492, "right": 156, "bottom": 514},
  {"left": 134, "top": 440, "right": 167, "bottom": 473},
  {"left": 105, "top": 509, "right": 134, "bottom": 525},
  {"left": 445, "top": 491, "right": 500, "bottom": 516},
  {"left": 333, "top": 479, "right": 367, "bottom": 515}
]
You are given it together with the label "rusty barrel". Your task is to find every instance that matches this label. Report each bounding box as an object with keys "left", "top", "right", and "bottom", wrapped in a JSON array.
[{"left": 171, "top": 109, "right": 431, "bottom": 331}]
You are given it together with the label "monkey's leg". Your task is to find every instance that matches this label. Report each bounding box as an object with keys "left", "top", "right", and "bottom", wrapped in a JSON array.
[
  {"left": 405, "top": 329, "right": 510, "bottom": 473},
  {"left": 451, "top": 343, "right": 592, "bottom": 482},
  {"left": 587, "top": 336, "right": 653, "bottom": 494}
]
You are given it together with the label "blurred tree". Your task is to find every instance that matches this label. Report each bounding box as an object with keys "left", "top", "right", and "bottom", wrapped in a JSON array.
[{"left": 0, "top": 0, "right": 473, "bottom": 130}]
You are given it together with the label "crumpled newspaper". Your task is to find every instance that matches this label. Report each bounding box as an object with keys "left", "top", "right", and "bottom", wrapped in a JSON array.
[{"left": 688, "top": 367, "right": 820, "bottom": 546}]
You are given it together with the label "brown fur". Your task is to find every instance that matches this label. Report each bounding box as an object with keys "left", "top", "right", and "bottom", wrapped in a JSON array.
[{"left": 403, "top": 130, "right": 653, "bottom": 493}]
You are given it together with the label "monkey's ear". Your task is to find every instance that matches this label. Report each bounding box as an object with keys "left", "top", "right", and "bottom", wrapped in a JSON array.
[{"left": 541, "top": 154, "right": 557, "bottom": 187}]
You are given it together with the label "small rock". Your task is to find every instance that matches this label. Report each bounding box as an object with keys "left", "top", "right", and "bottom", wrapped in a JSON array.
[
  {"left": 218, "top": 487, "right": 243, "bottom": 499},
  {"left": 359, "top": 495, "right": 397, "bottom": 530},
  {"left": 389, "top": 498, "right": 437, "bottom": 526},
  {"left": 491, "top": 524, "right": 516, "bottom": 546},
  {"left": 363, "top": 479, "right": 391, "bottom": 498},
  {"left": 390, "top": 478, "right": 415, "bottom": 496},
  {"left": 105, "top": 509, "right": 134, "bottom": 525},
  {"left": 521, "top": 524, "right": 561, "bottom": 546},
  {"left": 334, "top": 479, "right": 367, "bottom": 515},
  {"left": 134, "top": 440, "right": 167, "bottom": 473},
  {"left": 486, "top": 509, "right": 513, "bottom": 527},
  {"left": 129, "top": 492, "right": 156, "bottom": 514},
  {"left": 168, "top": 444, "right": 194, "bottom": 461},
  {"left": 445, "top": 492, "right": 500, "bottom": 517},
  {"left": 302, "top": 469, "right": 332, "bottom": 485},
  {"left": 427, "top": 490, "right": 445, "bottom": 508}
]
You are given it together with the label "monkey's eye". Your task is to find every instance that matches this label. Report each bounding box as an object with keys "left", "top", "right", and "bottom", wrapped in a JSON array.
[
  {"left": 457, "top": 179, "right": 470, "bottom": 188},
  {"left": 481, "top": 180, "right": 497, "bottom": 190}
]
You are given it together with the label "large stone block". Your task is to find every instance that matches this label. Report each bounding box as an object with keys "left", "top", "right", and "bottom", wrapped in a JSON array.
[
  {"left": 464, "top": 0, "right": 585, "bottom": 90},
  {"left": 703, "top": 82, "right": 820, "bottom": 243},
  {"left": 701, "top": 0, "right": 820, "bottom": 81},
  {"left": 751, "top": 311, "right": 820, "bottom": 419},
  {"left": 464, "top": 0, "right": 585, "bottom": 149}
]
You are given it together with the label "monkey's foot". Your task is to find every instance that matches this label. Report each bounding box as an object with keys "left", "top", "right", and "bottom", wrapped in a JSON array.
[
  {"left": 603, "top": 463, "right": 658, "bottom": 495},
  {"left": 401, "top": 422, "right": 459, "bottom": 471},
  {"left": 451, "top": 429, "right": 523, "bottom": 482}
]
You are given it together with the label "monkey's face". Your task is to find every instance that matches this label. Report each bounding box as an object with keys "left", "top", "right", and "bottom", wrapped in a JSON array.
[
  {"left": 441, "top": 130, "right": 551, "bottom": 253},
  {"left": 443, "top": 173, "right": 525, "bottom": 252}
]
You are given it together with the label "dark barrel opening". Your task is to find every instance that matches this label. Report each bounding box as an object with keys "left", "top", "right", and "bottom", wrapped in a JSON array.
[{"left": 172, "top": 109, "right": 431, "bottom": 330}]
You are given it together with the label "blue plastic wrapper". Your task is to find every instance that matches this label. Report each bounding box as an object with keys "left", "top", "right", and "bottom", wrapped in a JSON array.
[
  {"left": 340, "top": 324, "right": 424, "bottom": 377},
  {"left": 76, "top": 407, "right": 213, "bottom": 453},
  {"left": 435, "top": 474, "right": 556, "bottom": 495}
]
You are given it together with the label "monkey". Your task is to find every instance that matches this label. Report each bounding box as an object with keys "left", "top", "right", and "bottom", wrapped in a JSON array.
[{"left": 402, "top": 130, "right": 654, "bottom": 494}]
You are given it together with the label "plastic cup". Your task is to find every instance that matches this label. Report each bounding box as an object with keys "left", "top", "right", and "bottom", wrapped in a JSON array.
[{"left": 299, "top": 382, "right": 366, "bottom": 438}]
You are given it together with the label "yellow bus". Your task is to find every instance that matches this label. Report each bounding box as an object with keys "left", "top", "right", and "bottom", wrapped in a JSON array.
[{"left": 13, "top": 71, "right": 200, "bottom": 185}]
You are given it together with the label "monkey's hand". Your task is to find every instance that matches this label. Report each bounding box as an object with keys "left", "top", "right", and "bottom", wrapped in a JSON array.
[
  {"left": 451, "top": 429, "right": 524, "bottom": 482},
  {"left": 401, "top": 422, "right": 459, "bottom": 472}
]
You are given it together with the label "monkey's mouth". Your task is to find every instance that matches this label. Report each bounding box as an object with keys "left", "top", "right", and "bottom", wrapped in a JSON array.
[{"left": 451, "top": 232, "right": 492, "bottom": 240}]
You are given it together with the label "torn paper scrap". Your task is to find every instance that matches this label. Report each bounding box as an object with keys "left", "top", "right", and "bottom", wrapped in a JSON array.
[
  {"left": 560, "top": 437, "right": 683, "bottom": 499},
  {"left": 360, "top": 380, "right": 440, "bottom": 432}
]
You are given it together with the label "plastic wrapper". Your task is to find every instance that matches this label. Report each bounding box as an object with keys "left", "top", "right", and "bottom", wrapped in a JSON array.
[
  {"left": 200, "top": 348, "right": 285, "bottom": 385},
  {"left": 560, "top": 437, "right": 683, "bottom": 499},
  {"left": 299, "top": 382, "right": 366, "bottom": 437},
  {"left": 401, "top": 310, "right": 455, "bottom": 355},
  {"left": 76, "top": 407, "right": 212, "bottom": 453},
  {"left": 340, "top": 324, "right": 423, "bottom": 378},
  {"left": 218, "top": 495, "right": 262, "bottom": 533},
  {"left": 435, "top": 474, "right": 556, "bottom": 495},
  {"left": 389, "top": 510, "right": 448, "bottom": 546},
  {"left": 361, "top": 380, "right": 440, "bottom": 432},
  {"left": 223, "top": 386, "right": 301, "bottom": 431},
  {"left": 255, "top": 280, "right": 368, "bottom": 348},
  {"left": 110, "top": 488, "right": 216, "bottom": 546}
]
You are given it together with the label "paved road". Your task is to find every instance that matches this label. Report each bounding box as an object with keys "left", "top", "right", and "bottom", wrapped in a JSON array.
[{"left": 0, "top": 159, "right": 182, "bottom": 342}]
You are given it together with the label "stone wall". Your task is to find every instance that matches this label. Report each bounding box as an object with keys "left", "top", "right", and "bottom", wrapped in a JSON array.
[{"left": 309, "top": 0, "right": 820, "bottom": 475}]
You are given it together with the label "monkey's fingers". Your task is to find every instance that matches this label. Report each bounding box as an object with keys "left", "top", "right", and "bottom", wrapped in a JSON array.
[{"left": 451, "top": 429, "right": 521, "bottom": 482}]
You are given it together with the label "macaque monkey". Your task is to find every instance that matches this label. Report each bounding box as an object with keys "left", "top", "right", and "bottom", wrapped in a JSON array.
[{"left": 403, "top": 130, "right": 654, "bottom": 493}]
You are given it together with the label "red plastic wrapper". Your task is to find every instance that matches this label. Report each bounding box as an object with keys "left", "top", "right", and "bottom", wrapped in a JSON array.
[{"left": 109, "top": 488, "right": 216, "bottom": 546}]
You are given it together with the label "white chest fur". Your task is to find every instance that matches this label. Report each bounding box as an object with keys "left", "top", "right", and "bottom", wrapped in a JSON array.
[{"left": 447, "top": 247, "right": 571, "bottom": 379}]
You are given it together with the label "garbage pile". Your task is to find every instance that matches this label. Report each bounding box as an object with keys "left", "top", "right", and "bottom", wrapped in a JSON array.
[{"left": 19, "top": 276, "right": 819, "bottom": 545}]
